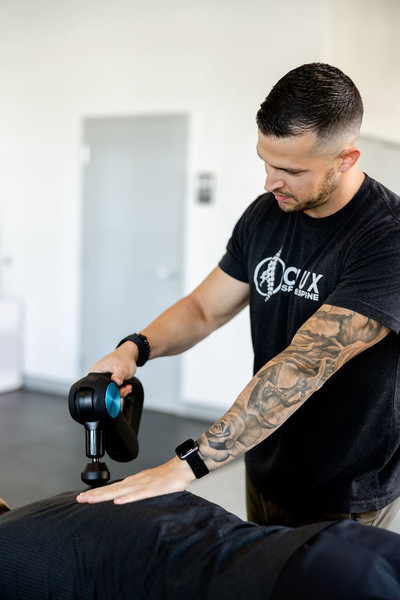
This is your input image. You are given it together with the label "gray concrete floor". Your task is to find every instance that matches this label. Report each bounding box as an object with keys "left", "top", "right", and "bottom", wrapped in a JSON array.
[{"left": 0, "top": 388, "right": 246, "bottom": 519}]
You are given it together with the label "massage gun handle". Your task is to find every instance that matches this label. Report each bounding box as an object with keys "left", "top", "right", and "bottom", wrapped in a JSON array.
[
  {"left": 119, "top": 376, "right": 144, "bottom": 435},
  {"left": 105, "top": 376, "right": 144, "bottom": 462}
]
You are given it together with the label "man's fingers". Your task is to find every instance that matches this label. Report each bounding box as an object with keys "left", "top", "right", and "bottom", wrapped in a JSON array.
[
  {"left": 76, "top": 478, "right": 127, "bottom": 502},
  {"left": 88, "top": 346, "right": 139, "bottom": 387},
  {"left": 76, "top": 459, "right": 196, "bottom": 505},
  {"left": 116, "top": 383, "right": 133, "bottom": 398},
  {"left": 76, "top": 472, "right": 159, "bottom": 504}
]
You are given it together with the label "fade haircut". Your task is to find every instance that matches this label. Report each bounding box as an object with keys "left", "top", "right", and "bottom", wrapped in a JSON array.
[{"left": 256, "top": 63, "right": 364, "bottom": 154}]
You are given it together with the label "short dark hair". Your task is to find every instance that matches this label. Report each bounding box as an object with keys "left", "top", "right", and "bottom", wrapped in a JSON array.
[{"left": 256, "top": 63, "right": 363, "bottom": 150}]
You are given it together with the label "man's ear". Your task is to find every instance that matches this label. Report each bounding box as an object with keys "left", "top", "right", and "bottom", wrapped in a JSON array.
[{"left": 338, "top": 147, "right": 361, "bottom": 172}]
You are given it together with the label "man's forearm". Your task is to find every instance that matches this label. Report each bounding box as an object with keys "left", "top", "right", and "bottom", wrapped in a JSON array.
[
  {"left": 197, "top": 304, "right": 390, "bottom": 470},
  {"left": 140, "top": 294, "right": 217, "bottom": 359},
  {"left": 90, "top": 267, "right": 249, "bottom": 388},
  {"left": 139, "top": 267, "right": 249, "bottom": 360},
  {"left": 98, "top": 294, "right": 215, "bottom": 387}
]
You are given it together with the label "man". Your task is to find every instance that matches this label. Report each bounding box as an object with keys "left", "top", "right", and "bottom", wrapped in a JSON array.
[{"left": 77, "top": 63, "right": 400, "bottom": 529}]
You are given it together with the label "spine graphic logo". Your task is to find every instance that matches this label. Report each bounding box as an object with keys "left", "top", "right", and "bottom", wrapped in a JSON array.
[
  {"left": 254, "top": 248, "right": 285, "bottom": 301},
  {"left": 254, "top": 248, "right": 323, "bottom": 303}
]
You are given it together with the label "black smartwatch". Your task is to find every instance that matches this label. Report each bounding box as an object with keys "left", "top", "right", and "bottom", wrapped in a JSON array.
[{"left": 175, "top": 438, "right": 209, "bottom": 479}]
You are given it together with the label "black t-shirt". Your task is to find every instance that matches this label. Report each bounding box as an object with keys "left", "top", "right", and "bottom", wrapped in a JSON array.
[{"left": 219, "top": 175, "right": 400, "bottom": 513}]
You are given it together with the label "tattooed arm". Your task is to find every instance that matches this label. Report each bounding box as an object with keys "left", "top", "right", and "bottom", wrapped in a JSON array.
[
  {"left": 197, "top": 304, "right": 390, "bottom": 468},
  {"left": 76, "top": 304, "right": 390, "bottom": 505}
]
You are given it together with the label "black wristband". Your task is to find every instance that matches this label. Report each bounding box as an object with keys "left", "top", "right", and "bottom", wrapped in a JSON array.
[{"left": 116, "top": 333, "right": 150, "bottom": 367}]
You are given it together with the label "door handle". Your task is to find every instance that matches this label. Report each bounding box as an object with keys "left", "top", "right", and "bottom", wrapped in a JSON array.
[{"left": 154, "top": 266, "right": 176, "bottom": 280}]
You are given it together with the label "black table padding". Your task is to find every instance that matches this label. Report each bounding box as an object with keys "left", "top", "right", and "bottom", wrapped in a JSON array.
[{"left": 0, "top": 490, "right": 400, "bottom": 599}]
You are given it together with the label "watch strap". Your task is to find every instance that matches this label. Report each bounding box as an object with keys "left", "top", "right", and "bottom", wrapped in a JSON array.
[
  {"left": 184, "top": 450, "right": 209, "bottom": 479},
  {"left": 116, "top": 333, "right": 150, "bottom": 367}
]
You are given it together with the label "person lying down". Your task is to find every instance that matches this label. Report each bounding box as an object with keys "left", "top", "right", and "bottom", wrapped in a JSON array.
[{"left": 1, "top": 489, "right": 400, "bottom": 600}]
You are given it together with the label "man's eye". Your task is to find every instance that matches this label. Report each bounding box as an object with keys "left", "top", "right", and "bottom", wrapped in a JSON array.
[{"left": 278, "top": 168, "right": 302, "bottom": 175}]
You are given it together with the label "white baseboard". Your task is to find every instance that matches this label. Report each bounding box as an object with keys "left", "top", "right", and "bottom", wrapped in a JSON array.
[{"left": 23, "top": 376, "right": 71, "bottom": 397}]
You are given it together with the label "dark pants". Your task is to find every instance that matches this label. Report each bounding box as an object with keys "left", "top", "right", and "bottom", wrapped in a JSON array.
[{"left": 246, "top": 472, "right": 400, "bottom": 529}]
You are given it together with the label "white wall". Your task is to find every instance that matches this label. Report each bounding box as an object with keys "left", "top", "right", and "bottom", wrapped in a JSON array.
[
  {"left": 1, "top": 0, "right": 398, "bottom": 416},
  {"left": 323, "top": 0, "right": 400, "bottom": 144},
  {"left": 0, "top": 0, "right": 323, "bottom": 413}
]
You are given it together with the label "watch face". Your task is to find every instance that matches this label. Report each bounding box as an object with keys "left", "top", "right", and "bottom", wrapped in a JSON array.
[{"left": 176, "top": 438, "right": 197, "bottom": 459}]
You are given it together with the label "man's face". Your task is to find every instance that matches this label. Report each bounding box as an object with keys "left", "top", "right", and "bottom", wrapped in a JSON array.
[{"left": 256, "top": 130, "right": 342, "bottom": 218}]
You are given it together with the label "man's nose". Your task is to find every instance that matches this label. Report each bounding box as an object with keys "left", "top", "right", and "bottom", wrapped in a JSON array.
[{"left": 264, "top": 171, "right": 285, "bottom": 192}]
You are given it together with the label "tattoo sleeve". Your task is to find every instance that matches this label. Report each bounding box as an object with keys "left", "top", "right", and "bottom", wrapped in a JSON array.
[{"left": 197, "top": 304, "right": 390, "bottom": 470}]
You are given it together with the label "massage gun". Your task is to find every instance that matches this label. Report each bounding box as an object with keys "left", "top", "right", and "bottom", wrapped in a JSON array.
[{"left": 68, "top": 373, "right": 144, "bottom": 487}]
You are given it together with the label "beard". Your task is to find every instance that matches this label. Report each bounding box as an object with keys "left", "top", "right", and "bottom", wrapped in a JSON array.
[{"left": 276, "top": 167, "right": 339, "bottom": 213}]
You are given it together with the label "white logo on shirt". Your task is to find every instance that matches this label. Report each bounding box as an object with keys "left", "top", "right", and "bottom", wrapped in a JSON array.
[{"left": 254, "top": 248, "right": 323, "bottom": 302}]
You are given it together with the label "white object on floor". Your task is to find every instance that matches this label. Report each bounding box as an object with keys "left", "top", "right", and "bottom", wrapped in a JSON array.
[{"left": 0, "top": 299, "right": 22, "bottom": 393}]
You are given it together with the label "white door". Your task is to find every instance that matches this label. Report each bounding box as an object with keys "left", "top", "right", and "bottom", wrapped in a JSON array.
[{"left": 81, "top": 114, "right": 188, "bottom": 411}]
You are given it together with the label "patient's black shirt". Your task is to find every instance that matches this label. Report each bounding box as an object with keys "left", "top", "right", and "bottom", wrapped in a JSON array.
[
  {"left": 1, "top": 490, "right": 400, "bottom": 600},
  {"left": 0, "top": 491, "right": 297, "bottom": 599}
]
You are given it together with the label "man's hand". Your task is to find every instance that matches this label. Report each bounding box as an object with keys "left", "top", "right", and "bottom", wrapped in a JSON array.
[
  {"left": 89, "top": 342, "right": 139, "bottom": 397},
  {"left": 76, "top": 457, "right": 196, "bottom": 505}
]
